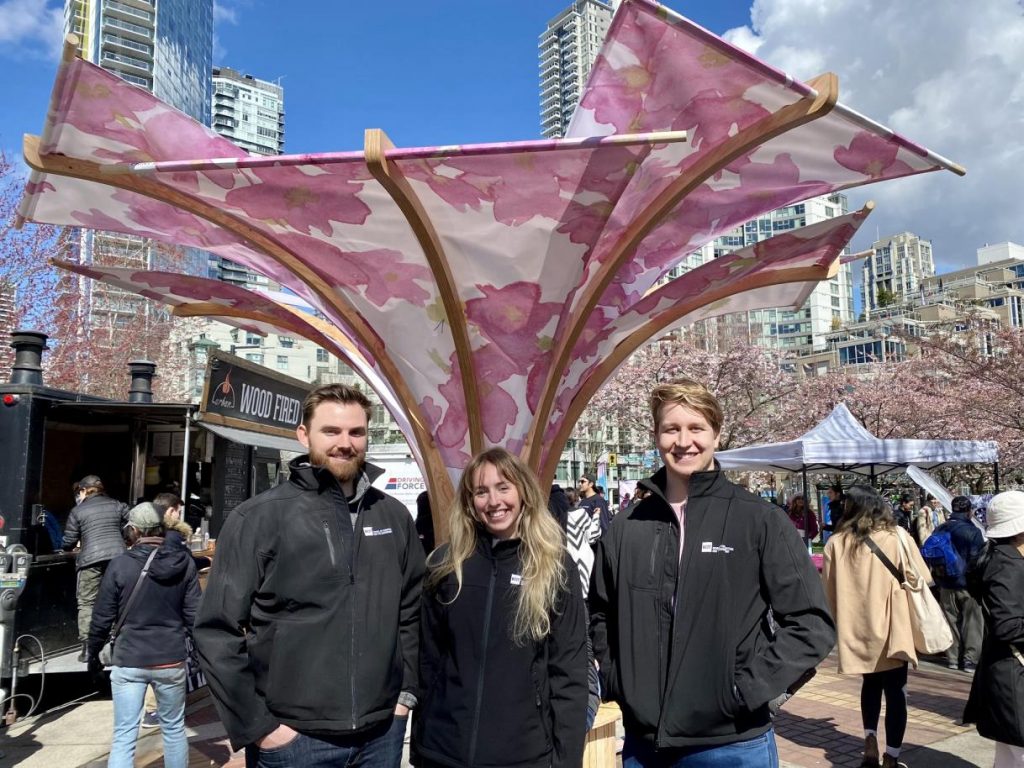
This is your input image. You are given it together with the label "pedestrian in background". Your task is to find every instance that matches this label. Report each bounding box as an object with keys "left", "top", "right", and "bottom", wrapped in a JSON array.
[
  {"left": 823, "top": 485, "right": 932, "bottom": 768},
  {"left": 787, "top": 494, "right": 819, "bottom": 541},
  {"left": 963, "top": 490, "right": 1024, "bottom": 767},
  {"left": 87, "top": 502, "right": 200, "bottom": 768},
  {"left": 415, "top": 448, "right": 588, "bottom": 768},
  {"left": 930, "top": 496, "right": 987, "bottom": 671},
  {"left": 578, "top": 473, "right": 612, "bottom": 537},
  {"left": 62, "top": 474, "right": 129, "bottom": 662}
]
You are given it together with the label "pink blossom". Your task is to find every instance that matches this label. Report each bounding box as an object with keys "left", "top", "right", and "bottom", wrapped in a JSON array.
[{"left": 835, "top": 132, "right": 917, "bottom": 179}]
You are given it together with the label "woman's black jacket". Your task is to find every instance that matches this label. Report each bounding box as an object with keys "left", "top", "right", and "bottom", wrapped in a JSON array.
[
  {"left": 88, "top": 536, "right": 201, "bottom": 667},
  {"left": 964, "top": 542, "right": 1024, "bottom": 747},
  {"left": 414, "top": 536, "right": 588, "bottom": 768}
]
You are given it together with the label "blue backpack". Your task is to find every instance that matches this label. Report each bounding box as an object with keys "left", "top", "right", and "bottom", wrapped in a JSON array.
[{"left": 921, "top": 528, "right": 967, "bottom": 589}]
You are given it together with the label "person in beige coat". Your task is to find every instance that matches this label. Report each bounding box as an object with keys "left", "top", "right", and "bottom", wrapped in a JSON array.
[{"left": 823, "top": 485, "right": 933, "bottom": 768}]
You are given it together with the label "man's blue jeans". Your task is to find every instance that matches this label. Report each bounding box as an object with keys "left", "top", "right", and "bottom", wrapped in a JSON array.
[
  {"left": 247, "top": 715, "right": 408, "bottom": 768},
  {"left": 109, "top": 664, "right": 188, "bottom": 768},
  {"left": 623, "top": 730, "right": 779, "bottom": 768}
]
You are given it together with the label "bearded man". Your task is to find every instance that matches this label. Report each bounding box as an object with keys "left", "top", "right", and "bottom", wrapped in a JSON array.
[{"left": 196, "top": 384, "right": 425, "bottom": 768}]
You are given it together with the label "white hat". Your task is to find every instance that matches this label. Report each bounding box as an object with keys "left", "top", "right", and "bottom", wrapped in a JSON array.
[{"left": 985, "top": 491, "right": 1024, "bottom": 539}]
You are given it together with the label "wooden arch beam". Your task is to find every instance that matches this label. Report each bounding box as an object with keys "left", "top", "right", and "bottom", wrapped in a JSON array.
[
  {"left": 24, "top": 133, "right": 454, "bottom": 515},
  {"left": 537, "top": 256, "right": 842, "bottom": 485},
  {"left": 525, "top": 72, "right": 841, "bottom": 470},
  {"left": 364, "top": 128, "right": 483, "bottom": 456}
]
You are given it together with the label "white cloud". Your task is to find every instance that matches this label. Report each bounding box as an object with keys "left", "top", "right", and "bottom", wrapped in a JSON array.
[
  {"left": 725, "top": 0, "right": 1024, "bottom": 269},
  {"left": 0, "top": 0, "right": 63, "bottom": 60},
  {"left": 213, "top": 1, "right": 239, "bottom": 25}
]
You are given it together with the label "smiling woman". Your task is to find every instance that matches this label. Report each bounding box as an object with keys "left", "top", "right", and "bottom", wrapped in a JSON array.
[{"left": 415, "top": 447, "right": 589, "bottom": 768}]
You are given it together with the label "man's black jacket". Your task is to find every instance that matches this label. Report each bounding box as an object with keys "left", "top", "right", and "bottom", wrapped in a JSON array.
[
  {"left": 590, "top": 465, "right": 835, "bottom": 748},
  {"left": 195, "top": 457, "right": 426, "bottom": 751},
  {"left": 415, "top": 536, "right": 588, "bottom": 768},
  {"left": 87, "top": 537, "right": 201, "bottom": 667}
]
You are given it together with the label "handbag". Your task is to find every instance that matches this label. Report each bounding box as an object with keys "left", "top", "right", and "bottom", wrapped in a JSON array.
[
  {"left": 184, "top": 633, "right": 207, "bottom": 693},
  {"left": 865, "top": 529, "right": 953, "bottom": 655},
  {"left": 99, "top": 548, "right": 158, "bottom": 666}
]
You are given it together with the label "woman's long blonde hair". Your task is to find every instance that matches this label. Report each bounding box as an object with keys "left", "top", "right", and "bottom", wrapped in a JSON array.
[{"left": 427, "top": 448, "right": 567, "bottom": 644}]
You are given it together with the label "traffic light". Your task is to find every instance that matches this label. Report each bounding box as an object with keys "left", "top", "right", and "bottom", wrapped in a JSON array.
[{"left": 608, "top": 453, "right": 617, "bottom": 466}]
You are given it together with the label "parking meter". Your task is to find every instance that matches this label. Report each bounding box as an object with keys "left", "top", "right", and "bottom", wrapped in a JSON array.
[{"left": 0, "top": 545, "right": 32, "bottom": 680}]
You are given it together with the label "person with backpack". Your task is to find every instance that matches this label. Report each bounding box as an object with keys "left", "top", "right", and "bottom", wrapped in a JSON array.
[
  {"left": 962, "top": 491, "right": 1024, "bottom": 767},
  {"left": 922, "top": 495, "right": 987, "bottom": 671}
]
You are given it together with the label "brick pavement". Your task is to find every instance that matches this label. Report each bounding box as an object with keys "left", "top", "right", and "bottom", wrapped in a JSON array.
[
  {"left": 774, "top": 655, "right": 977, "bottom": 767},
  {"left": 81, "top": 652, "right": 980, "bottom": 768}
]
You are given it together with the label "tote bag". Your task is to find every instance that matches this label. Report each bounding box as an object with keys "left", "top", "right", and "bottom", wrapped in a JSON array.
[{"left": 895, "top": 529, "right": 954, "bottom": 655}]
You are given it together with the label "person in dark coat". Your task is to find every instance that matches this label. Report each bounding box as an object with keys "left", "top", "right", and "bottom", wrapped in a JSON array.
[
  {"left": 62, "top": 474, "right": 130, "bottom": 661},
  {"left": 963, "top": 491, "right": 1024, "bottom": 767},
  {"left": 415, "top": 448, "right": 588, "bottom": 768},
  {"left": 934, "top": 495, "right": 987, "bottom": 671},
  {"left": 87, "top": 502, "right": 201, "bottom": 768}
]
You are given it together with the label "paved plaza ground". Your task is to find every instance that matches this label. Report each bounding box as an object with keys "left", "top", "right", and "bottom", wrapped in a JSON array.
[{"left": 0, "top": 653, "right": 993, "bottom": 768}]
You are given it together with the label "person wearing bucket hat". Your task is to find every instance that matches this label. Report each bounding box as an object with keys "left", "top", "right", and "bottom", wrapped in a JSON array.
[{"left": 963, "top": 490, "right": 1024, "bottom": 766}]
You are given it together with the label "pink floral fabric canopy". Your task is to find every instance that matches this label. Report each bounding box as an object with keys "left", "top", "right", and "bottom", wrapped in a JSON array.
[{"left": 20, "top": 0, "right": 962, "bottom": 509}]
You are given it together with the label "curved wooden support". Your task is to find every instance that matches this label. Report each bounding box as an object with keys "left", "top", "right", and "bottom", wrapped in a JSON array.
[
  {"left": 525, "top": 72, "right": 841, "bottom": 470},
  {"left": 537, "top": 257, "right": 841, "bottom": 485},
  {"left": 365, "top": 128, "right": 483, "bottom": 456},
  {"left": 24, "top": 133, "right": 454, "bottom": 515}
]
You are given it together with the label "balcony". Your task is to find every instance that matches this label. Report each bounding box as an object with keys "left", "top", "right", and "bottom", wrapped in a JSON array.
[
  {"left": 102, "top": 33, "right": 152, "bottom": 57},
  {"left": 101, "top": 14, "right": 152, "bottom": 39},
  {"left": 105, "top": 0, "right": 153, "bottom": 23},
  {"left": 541, "top": 101, "right": 560, "bottom": 119},
  {"left": 102, "top": 50, "right": 152, "bottom": 73}
]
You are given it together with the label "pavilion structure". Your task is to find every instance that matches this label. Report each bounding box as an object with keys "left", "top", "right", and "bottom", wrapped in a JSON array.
[{"left": 18, "top": 0, "right": 964, "bottom": 534}]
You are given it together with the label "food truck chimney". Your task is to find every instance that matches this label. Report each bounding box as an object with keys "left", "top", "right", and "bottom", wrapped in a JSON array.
[
  {"left": 9, "top": 330, "right": 48, "bottom": 386},
  {"left": 127, "top": 360, "right": 156, "bottom": 403}
]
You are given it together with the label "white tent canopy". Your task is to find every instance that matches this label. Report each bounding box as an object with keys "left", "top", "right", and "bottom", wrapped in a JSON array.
[{"left": 717, "top": 403, "right": 999, "bottom": 476}]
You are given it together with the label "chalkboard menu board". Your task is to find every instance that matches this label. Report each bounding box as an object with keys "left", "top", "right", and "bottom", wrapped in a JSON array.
[{"left": 211, "top": 436, "right": 251, "bottom": 537}]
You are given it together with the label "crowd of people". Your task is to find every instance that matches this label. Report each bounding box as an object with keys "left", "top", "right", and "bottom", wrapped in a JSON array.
[{"left": 58, "top": 380, "right": 1024, "bottom": 768}]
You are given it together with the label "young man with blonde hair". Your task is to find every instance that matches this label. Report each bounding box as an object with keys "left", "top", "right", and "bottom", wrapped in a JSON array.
[{"left": 590, "top": 379, "right": 835, "bottom": 767}]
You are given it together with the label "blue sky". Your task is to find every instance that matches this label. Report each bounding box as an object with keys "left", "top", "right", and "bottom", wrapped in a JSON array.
[
  {"left": 2, "top": 0, "right": 1021, "bottom": 271},
  {"left": 0, "top": 1, "right": 751, "bottom": 156}
]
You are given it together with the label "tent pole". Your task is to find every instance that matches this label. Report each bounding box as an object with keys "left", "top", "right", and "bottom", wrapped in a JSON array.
[
  {"left": 802, "top": 467, "right": 811, "bottom": 553},
  {"left": 994, "top": 461, "right": 1000, "bottom": 493}
]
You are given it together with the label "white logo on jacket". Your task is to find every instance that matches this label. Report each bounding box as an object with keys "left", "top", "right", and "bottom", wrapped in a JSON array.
[
  {"left": 362, "top": 526, "right": 393, "bottom": 537},
  {"left": 701, "top": 541, "right": 734, "bottom": 554}
]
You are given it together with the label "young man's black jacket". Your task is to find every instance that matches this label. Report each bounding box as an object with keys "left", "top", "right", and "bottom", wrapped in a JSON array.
[
  {"left": 194, "top": 457, "right": 426, "bottom": 751},
  {"left": 415, "top": 535, "right": 588, "bottom": 768},
  {"left": 87, "top": 536, "right": 201, "bottom": 667},
  {"left": 590, "top": 465, "right": 836, "bottom": 749}
]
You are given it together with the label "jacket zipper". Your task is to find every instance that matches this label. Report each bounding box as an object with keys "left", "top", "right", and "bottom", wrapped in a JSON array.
[
  {"left": 322, "top": 521, "right": 337, "bottom": 567},
  {"left": 347, "top": 491, "right": 367, "bottom": 729},
  {"left": 649, "top": 528, "right": 662, "bottom": 580},
  {"left": 468, "top": 558, "right": 497, "bottom": 764}
]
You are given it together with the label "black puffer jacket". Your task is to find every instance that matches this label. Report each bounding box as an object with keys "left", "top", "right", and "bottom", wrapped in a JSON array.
[
  {"left": 87, "top": 537, "right": 201, "bottom": 667},
  {"left": 964, "top": 543, "right": 1024, "bottom": 747},
  {"left": 62, "top": 493, "right": 129, "bottom": 569},
  {"left": 415, "top": 537, "right": 588, "bottom": 768},
  {"left": 195, "top": 457, "right": 426, "bottom": 751},
  {"left": 591, "top": 465, "right": 835, "bottom": 749}
]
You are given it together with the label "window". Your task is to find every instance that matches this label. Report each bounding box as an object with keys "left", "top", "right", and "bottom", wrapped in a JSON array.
[
  {"left": 276, "top": 355, "right": 288, "bottom": 370},
  {"left": 316, "top": 348, "right": 329, "bottom": 363},
  {"left": 245, "top": 333, "right": 261, "bottom": 345},
  {"left": 279, "top": 336, "right": 295, "bottom": 348},
  {"left": 245, "top": 353, "right": 263, "bottom": 364}
]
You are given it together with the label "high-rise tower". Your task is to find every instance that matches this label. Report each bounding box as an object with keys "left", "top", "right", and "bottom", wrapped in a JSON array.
[
  {"left": 211, "top": 66, "right": 285, "bottom": 156},
  {"left": 862, "top": 232, "right": 936, "bottom": 316},
  {"left": 538, "top": 0, "right": 616, "bottom": 139}
]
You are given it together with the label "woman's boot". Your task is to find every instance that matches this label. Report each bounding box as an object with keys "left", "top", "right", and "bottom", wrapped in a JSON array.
[
  {"left": 861, "top": 733, "right": 879, "bottom": 766},
  {"left": 882, "top": 754, "right": 908, "bottom": 768}
]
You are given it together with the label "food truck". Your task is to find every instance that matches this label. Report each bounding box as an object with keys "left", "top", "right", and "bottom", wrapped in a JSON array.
[{"left": 0, "top": 331, "right": 309, "bottom": 713}]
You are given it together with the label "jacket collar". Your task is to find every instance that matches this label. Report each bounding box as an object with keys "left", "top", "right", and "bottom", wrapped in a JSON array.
[
  {"left": 288, "top": 454, "right": 385, "bottom": 495},
  {"left": 638, "top": 461, "right": 727, "bottom": 505},
  {"left": 473, "top": 528, "right": 521, "bottom": 560}
]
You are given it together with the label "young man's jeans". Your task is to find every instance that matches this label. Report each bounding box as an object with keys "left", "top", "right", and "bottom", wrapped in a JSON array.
[
  {"left": 246, "top": 715, "right": 408, "bottom": 768},
  {"left": 109, "top": 664, "right": 188, "bottom": 768},
  {"left": 623, "top": 730, "right": 779, "bottom": 768}
]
